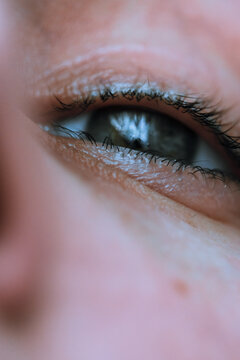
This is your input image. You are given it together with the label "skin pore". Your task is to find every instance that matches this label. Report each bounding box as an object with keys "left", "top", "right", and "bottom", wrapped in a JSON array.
[{"left": 0, "top": 0, "right": 240, "bottom": 359}]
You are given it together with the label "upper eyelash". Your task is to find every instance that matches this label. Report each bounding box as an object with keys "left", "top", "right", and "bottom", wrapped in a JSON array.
[{"left": 52, "top": 83, "right": 240, "bottom": 165}]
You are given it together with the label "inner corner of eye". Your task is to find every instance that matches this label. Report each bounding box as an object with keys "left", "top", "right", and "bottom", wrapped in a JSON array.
[{"left": 45, "top": 107, "right": 230, "bottom": 173}]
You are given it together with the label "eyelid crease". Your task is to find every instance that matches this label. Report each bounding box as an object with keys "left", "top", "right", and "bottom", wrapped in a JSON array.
[{"left": 51, "top": 83, "right": 240, "bottom": 165}]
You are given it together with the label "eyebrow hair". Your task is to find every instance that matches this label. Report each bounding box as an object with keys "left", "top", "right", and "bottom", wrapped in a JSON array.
[{"left": 52, "top": 84, "right": 240, "bottom": 166}]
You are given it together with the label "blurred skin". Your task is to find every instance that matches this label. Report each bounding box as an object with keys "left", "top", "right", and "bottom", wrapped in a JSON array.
[{"left": 0, "top": 0, "right": 240, "bottom": 359}]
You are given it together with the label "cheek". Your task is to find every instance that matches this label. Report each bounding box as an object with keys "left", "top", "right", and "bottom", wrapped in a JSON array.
[{"left": 27, "top": 154, "right": 240, "bottom": 360}]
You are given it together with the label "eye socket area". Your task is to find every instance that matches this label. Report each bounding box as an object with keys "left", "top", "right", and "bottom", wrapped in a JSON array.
[{"left": 41, "top": 102, "right": 240, "bottom": 226}]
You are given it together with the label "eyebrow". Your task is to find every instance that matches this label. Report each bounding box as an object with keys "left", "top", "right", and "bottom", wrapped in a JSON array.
[{"left": 52, "top": 84, "right": 240, "bottom": 166}]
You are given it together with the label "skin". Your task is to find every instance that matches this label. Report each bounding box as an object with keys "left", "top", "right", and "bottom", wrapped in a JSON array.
[{"left": 0, "top": 0, "right": 240, "bottom": 359}]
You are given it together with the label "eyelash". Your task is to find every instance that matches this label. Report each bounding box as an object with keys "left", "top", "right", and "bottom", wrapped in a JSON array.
[{"left": 48, "top": 84, "right": 240, "bottom": 185}]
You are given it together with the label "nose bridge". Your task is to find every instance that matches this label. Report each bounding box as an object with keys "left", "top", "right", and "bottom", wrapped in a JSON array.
[
  {"left": 0, "top": 1, "right": 31, "bottom": 233},
  {"left": 0, "top": 6, "right": 53, "bottom": 305},
  {"left": 0, "top": 99, "right": 56, "bottom": 308},
  {"left": 0, "top": 110, "right": 43, "bottom": 232},
  {"left": 0, "top": 15, "right": 50, "bottom": 236}
]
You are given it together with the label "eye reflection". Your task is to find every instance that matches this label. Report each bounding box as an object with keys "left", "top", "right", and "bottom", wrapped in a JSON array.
[{"left": 48, "top": 107, "right": 228, "bottom": 171}]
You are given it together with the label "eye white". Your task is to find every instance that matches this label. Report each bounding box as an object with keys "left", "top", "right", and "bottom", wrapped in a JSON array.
[{"left": 192, "top": 138, "right": 228, "bottom": 171}]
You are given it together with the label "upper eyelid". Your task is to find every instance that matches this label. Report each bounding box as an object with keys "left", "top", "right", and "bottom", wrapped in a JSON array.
[{"left": 51, "top": 84, "right": 240, "bottom": 165}]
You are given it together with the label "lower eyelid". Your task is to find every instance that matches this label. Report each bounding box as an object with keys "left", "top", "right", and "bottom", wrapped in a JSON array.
[{"left": 45, "top": 134, "right": 240, "bottom": 226}]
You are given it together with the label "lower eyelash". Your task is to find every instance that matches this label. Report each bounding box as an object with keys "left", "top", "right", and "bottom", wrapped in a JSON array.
[{"left": 50, "top": 125, "right": 238, "bottom": 186}]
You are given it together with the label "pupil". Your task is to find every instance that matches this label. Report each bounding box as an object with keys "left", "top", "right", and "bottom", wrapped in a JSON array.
[{"left": 129, "top": 139, "right": 144, "bottom": 150}]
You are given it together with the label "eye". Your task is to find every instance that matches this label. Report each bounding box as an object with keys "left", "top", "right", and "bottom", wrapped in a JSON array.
[
  {"left": 40, "top": 86, "right": 240, "bottom": 225},
  {"left": 46, "top": 106, "right": 228, "bottom": 172}
]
